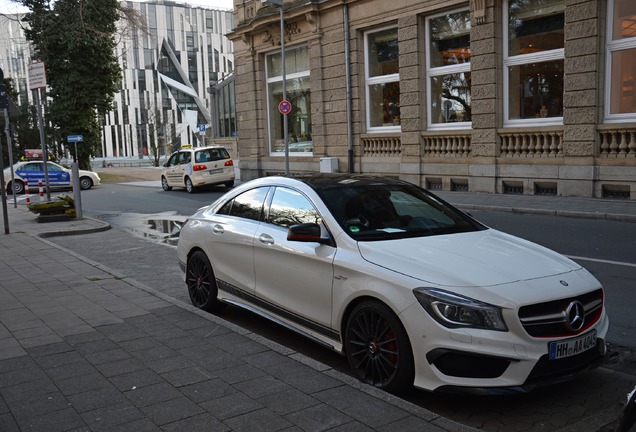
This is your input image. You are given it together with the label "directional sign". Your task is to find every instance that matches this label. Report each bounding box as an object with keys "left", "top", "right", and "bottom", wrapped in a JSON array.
[
  {"left": 67, "top": 135, "right": 83, "bottom": 143},
  {"left": 278, "top": 100, "right": 292, "bottom": 115}
]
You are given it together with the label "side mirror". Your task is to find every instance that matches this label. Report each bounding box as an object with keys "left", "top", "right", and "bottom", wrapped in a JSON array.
[{"left": 287, "top": 223, "right": 332, "bottom": 246}]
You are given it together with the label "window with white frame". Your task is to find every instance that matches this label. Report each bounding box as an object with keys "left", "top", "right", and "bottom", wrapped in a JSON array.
[
  {"left": 266, "top": 45, "right": 312, "bottom": 154},
  {"left": 504, "top": 0, "right": 564, "bottom": 125},
  {"left": 606, "top": 0, "right": 636, "bottom": 121},
  {"left": 365, "top": 27, "right": 400, "bottom": 131},
  {"left": 426, "top": 9, "right": 471, "bottom": 128}
]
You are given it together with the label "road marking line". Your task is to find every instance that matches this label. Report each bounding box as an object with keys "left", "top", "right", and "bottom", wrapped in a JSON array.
[{"left": 566, "top": 255, "right": 636, "bottom": 268}]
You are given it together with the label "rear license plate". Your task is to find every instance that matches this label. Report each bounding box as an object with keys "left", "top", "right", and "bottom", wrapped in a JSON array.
[
  {"left": 208, "top": 169, "right": 223, "bottom": 174},
  {"left": 549, "top": 330, "right": 597, "bottom": 360}
]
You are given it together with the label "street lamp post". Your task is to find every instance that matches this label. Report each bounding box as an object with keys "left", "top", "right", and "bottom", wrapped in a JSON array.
[{"left": 261, "top": 0, "right": 288, "bottom": 175}]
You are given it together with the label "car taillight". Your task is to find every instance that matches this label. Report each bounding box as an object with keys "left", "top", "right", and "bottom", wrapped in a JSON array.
[
  {"left": 224, "top": 160, "right": 234, "bottom": 167},
  {"left": 193, "top": 164, "right": 207, "bottom": 171}
]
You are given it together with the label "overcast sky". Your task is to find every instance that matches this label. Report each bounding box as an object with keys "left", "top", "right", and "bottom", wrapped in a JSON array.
[{"left": 0, "top": 0, "right": 233, "bottom": 14}]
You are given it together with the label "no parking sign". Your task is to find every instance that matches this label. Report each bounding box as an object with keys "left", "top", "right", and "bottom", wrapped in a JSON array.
[{"left": 278, "top": 100, "right": 292, "bottom": 115}]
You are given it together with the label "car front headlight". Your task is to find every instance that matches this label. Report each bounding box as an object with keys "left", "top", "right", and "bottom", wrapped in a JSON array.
[{"left": 413, "top": 288, "right": 508, "bottom": 331}]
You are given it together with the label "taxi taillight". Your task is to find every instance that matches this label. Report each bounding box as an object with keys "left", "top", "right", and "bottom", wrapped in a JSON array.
[
  {"left": 224, "top": 160, "right": 234, "bottom": 167},
  {"left": 193, "top": 164, "right": 207, "bottom": 171}
]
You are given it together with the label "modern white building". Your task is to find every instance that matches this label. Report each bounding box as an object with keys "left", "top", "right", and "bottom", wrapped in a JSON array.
[
  {"left": 0, "top": 0, "right": 236, "bottom": 161},
  {"left": 104, "top": 0, "right": 236, "bottom": 159},
  {"left": 0, "top": 12, "right": 31, "bottom": 109}
]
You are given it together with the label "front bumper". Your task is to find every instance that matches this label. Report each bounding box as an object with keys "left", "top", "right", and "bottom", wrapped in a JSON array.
[{"left": 401, "top": 301, "right": 610, "bottom": 393}]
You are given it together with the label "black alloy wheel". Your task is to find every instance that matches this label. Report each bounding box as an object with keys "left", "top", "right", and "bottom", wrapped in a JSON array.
[
  {"left": 345, "top": 300, "right": 414, "bottom": 393},
  {"left": 186, "top": 250, "right": 226, "bottom": 313}
]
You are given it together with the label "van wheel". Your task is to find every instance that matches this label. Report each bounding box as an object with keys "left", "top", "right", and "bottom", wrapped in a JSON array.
[
  {"left": 161, "top": 176, "right": 172, "bottom": 191},
  {"left": 185, "top": 177, "right": 195, "bottom": 193}
]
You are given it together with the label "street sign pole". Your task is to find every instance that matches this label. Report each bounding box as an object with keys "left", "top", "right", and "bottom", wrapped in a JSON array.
[
  {"left": 0, "top": 112, "right": 8, "bottom": 234},
  {"left": 280, "top": 6, "right": 289, "bottom": 176},
  {"left": 29, "top": 62, "right": 50, "bottom": 201},
  {"left": 66, "top": 135, "right": 84, "bottom": 219},
  {"left": 34, "top": 88, "right": 51, "bottom": 201},
  {"left": 3, "top": 104, "right": 17, "bottom": 209},
  {"left": 0, "top": 68, "right": 10, "bottom": 233}
]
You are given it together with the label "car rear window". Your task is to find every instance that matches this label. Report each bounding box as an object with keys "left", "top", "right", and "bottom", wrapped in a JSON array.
[{"left": 195, "top": 148, "right": 230, "bottom": 163}]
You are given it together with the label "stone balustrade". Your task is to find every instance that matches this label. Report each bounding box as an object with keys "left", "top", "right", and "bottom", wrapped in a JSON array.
[
  {"left": 597, "top": 125, "right": 636, "bottom": 157},
  {"left": 422, "top": 133, "right": 471, "bottom": 157},
  {"left": 361, "top": 134, "right": 401, "bottom": 156},
  {"left": 498, "top": 129, "right": 563, "bottom": 157}
]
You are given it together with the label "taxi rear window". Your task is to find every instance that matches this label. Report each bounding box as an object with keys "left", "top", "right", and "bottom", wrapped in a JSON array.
[{"left": 195, "top": 148, "right": 230, "bottom": 163}]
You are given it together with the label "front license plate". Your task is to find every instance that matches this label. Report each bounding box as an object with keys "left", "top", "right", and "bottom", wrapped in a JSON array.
[
  {"left": 208, "top": 169, "right": 223, "bottom": 174},
  {"left": 549, "top": 330, "right": 597, "bottom": 360}
]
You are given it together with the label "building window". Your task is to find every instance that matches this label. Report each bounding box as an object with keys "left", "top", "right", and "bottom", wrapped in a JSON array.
[
  {"left": 266, "top": 45, "right": 312, "bottom": 155},
  {"left": 426, "top": 9, "right": 471, "bottom": 128},
  {"left": 606, "top": 0, "right": 636, "bottom": 121},
  {"left": 215, "top": 76, "right": 237, "bottom": 138},
  {"left": 504, "top": 0, "right": 564, "bottom": 125},
  {"left": 365, "top": 27, "right": 400, "bottom": 131}
]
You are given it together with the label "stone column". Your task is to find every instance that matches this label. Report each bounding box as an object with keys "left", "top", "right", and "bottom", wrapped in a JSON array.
[
  {"left": 562, "top": 0, "right": 601, "bottom": 195},
  {"left": 233, "top": 38, "right": 263, "bottom": 181},
  {"left": 469, "top": 0, "right": 499, "bottom": 192},
  {"left": 398, "top": 15, "right": 423, "bottom": 184}
]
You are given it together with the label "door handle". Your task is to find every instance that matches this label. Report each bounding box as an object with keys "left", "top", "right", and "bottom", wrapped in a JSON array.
[
  {"left": 259, "top": 233, "right": 274, "bottom": 245},
  {"left": 212, "top": 224, "right": 224, "bottom": 234}
]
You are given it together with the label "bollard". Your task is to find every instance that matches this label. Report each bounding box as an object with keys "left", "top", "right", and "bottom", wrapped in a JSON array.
[
  {"left": 24, "top": 180, "right": 30, "bottom": 205},
  {"left": 38, "top": 180, "right": 44, "bottom": 202}
]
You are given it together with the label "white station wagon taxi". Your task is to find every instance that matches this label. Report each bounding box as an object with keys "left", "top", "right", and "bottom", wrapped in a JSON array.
[{"left": 161, "top": 145, "right": 235, "bottom": 193}]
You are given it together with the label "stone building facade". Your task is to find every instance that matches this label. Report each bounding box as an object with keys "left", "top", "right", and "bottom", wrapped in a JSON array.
[{"left": 228, "top": 0, "right": 636, "bottom": 199}]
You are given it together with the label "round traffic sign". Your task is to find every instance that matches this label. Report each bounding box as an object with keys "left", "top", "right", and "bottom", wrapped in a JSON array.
[{"left": 278, "top": 100, "right": 292, "bottom": 115}]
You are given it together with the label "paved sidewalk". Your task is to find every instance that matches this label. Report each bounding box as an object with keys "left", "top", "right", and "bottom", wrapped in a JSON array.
[
  {"left": 0, "top": 204, "right": 472, "bottom": 432},
  {"left": 434, "top": 190, "right": 636, "bottom": 223},
  {"left": 1, "top": 190, "right": 635, "bottom": 432}
]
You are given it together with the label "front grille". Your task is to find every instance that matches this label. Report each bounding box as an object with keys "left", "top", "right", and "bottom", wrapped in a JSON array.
[{"left": 518, "top": 289, "right": 603, "bottom": 338}]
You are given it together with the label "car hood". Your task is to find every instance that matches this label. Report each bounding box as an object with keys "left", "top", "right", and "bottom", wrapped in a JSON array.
[{"left": 357, "top": 228, "right": 581, "bottom": 287}]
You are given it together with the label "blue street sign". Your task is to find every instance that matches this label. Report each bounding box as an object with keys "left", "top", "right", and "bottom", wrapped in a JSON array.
[
  {"left": 198, "top": 124, "right": 206, "bottom": 133},
  {"left": 67, "top": 135, "right": 83, "bottom": 143}
]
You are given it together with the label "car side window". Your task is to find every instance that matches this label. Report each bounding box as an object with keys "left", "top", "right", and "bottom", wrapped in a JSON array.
[
  {"left": 21, "top": 163, "right": 42, "bottom": 172},
  {"left": 166, "top": 153, "right": 178, "bottom": 167},
  {"left": 178, "top": 152, "right": 191, "bottom": 164},
  {"left": 46, "top": 163, "right": 62, "bottom": 172},
  {"left": 267, "top": 187, "right": 322, "bottom": 229},
  {"left": 217, "top": 187, "right": 269, "bottom": 221}
]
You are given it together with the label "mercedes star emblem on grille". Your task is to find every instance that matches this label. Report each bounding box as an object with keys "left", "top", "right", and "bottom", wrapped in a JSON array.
[{"left": 565, "top": 301, "right": 585, "bottom": 332}]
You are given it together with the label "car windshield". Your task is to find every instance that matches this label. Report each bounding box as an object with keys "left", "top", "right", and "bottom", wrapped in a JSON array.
[{"left": 316, "top": 182, "right": 486, "bottom": 241}]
